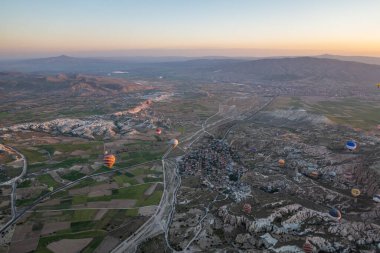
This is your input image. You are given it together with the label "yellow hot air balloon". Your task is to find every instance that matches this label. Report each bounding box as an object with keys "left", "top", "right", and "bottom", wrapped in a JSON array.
[
  {"left": 351, "top": 188, "right": 361, "bottom": 197},
  {"left": 376, "top": 83, "right": 380, "bottom": 88},
  {"left": 103, "top": 154, "right": 116, "bottom": 169}
]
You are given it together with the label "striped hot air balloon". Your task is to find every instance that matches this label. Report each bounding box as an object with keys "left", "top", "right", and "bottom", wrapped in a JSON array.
[
  {"left": 343, "top": 172, "right": 354, "bottom": 181},
  {"left": 103, "top": 154, "right": 116, "bottom": 169},
  {"left": 242, "top": 203, "right": 252, "bottom": 214},
  {"left": 303, "top": 242, "right": 313, "bottom": 253}
]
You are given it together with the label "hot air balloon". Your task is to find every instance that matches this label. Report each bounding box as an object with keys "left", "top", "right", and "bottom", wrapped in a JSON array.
[
  {"left": 278, "top": 159, "right": 285, "bottom": 167},
  {"left": 373, "top": 194, "right": 380, "bottom": 203},
  {"left": 103, "top": 154, "right": 116, "bottom": 169},
  {"left": 329, "top": 208, "right": 342, "bottom": 221},
  {"left": 309, "top": 171, "right": 319, "bottom": 179},
  {"left": 343, "top": 171, "right": 354, "bottom": 181},
  {"left": 303, "top": 242, "right": 313, "bottom": 253},
  {"left": 242, "top": 203, "right": 252, "bottom": 214},
  {"left": 156, "top": 128, "right": 162, "bottom": 135},
  {"left": 48, "top": 186, "right": 54, "bottom": 192},
  {"left": 351, "top": 188, "right": 361, "bottom": 197},
  {"left": 377, "top": 83, "right": 380, "bottom": 88},
  {"left": 169, "top": 139, "right": 179, "bottom": 148},
  {"left": 345, "top": 140, "right": 357, "bottom": 151}
]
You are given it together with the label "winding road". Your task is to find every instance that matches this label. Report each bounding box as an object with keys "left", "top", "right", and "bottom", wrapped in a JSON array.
[{"left": 0, "top": 145, "right": 27, "bottom": 234}]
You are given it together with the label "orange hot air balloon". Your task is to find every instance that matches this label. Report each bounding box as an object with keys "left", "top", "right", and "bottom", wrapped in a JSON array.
[
  {"left": 103, "top": 154, "right": 116, "bottom": 169},
  {"left": 278, "top": 159, "right": 285, "bottom": 167},
  {"left": 156, "top": 128, "right": 162, "bottom": 135},
  {"left": 242, "top": 203, "right": 252, "bottom": 214}
]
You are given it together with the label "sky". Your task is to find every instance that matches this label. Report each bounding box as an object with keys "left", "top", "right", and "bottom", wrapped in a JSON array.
[{"left": 1, "top": 0, "right": 380, "bottom": 59}]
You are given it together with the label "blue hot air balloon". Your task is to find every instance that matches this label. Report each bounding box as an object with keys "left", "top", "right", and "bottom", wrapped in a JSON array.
[
  {"left": 329, "top": 208, "right": 342, "bottom": 221},
  {"left": 345, "top": 140, "right": 357, "bottom": 151}
]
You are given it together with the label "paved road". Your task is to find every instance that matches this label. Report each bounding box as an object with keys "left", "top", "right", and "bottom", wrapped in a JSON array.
[
  {"left": 112, "top": 156, "right": 181, "bottom": 253},
  {"left": 0, "top": 145, "right": 27, "bottom": 186},
  {"left": 0, "top": 145, "right": 27, "bottom": 232}
]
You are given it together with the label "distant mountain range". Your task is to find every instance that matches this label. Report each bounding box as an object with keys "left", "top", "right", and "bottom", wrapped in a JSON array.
[
  {"left": 145, "top": 57, "right": 380, "bottom": 87},
  {"left": 316, "top": 54, "right": 380, "bottom": 66},
  {"left": 0, "top": 72, "right": 151, "bottom": 97},
  {"left": 1, "top": 55, "right": 380, "bottom": 87}
]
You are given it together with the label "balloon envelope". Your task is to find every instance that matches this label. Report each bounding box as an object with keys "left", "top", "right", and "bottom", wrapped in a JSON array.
[
  {"left": 103, "top": 154, "right": 116, "bottom": 169},
  {"left": 329, "top": 208, "right": 342, "bottom": 220},
  {"left": 242, "top": 203, "right": 252, "bottom": 214},
  {"left": 351, "top": 188, "right": 361, "bottom": 197},
  {"left": 345, "top": 140, "right": 357, "bottom": 151},
  {"left": 156, "top": 128, "right": 162, "bottom": 135},
  {"left": 170, "top": 139, "right": 179, "bottom": 147},
  {"left": 373, "top": 194, "right": 380, "bottom": 203},
  {"left": 303, "top": 242, "right": 313, "bottom": 253},
  {"left": 278, "top": 159, "right": 285, "bottom": 167}
]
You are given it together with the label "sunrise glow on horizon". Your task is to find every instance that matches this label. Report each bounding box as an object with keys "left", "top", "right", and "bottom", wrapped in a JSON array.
[{"left": 1, "top": 0, "right": 380, "bottom": 59}]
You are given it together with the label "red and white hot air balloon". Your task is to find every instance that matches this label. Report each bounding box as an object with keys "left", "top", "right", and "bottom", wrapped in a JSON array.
[
  {"left": 303, "top": 242, "right": 313, "bottom": 253},
  {"left": 242, "top": 203, "right": 252, "bottom": 214}
]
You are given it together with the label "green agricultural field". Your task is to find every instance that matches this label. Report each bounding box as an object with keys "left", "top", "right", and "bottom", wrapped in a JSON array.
[
  {"left": 50, "top": 157, "right": 89, "bottom": 169},
  {"left": 16, "top": 196, "right": 39, "bottom": 207},
  {"left": 61, "top": 170, "right": 86, "bottom": 181},
  {"left": 37, "top": 174, "right": 60, "bottom": 188},
  {"left": 19, "top": 148, "right": 48, "bottom": 164},
  {"left": 28, "top": 162, "right": 48, "bottom": 173},
  {"left": 35, "top": 230, "right": 106, "bottom": 253},
  {"left": 73, "top": 209, "right": 98, "bottom": 222},
  {"left": 143, "top": 177, "right": 163, "bottom": 183},
  {"left": 114, "top": 174, "right": 139, "bottom": 186},
  {"left": 118, "top": 152, "right": 163, "bottom": 167},
  {"left": 72, "top": 195, "right": 88, "bottom": 205},
  {"left": 308, "top": 99, "right": 380, "bottom": 130},
  {"left": 17, "top": 179, "right": 32, "bottom": 188},
  {"left": 88, "top": 183, "right": 154, "bottom": 202},
  {"left": 130, "top": 167, "right": 162, "bottom": 176},
  {"left": 38, "top": 141, "right": 102, "bottom": 154},
  {"left": 137, "top": 190, "right": 163, "bottom": 206},
  {"left": 125, "top": 208, "right": 139, "bottom": 217},
  {"left": 71, "top": 177, "right": 97, "bottom": 189}
]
